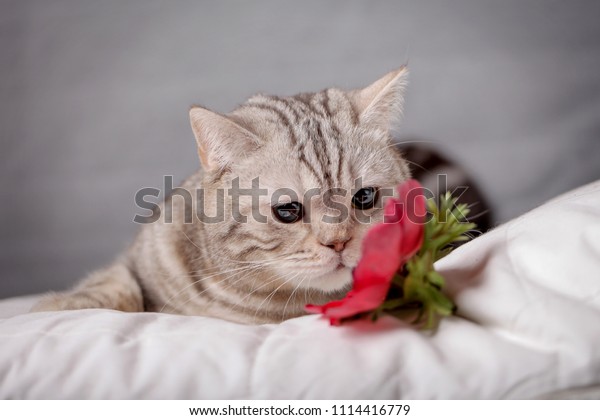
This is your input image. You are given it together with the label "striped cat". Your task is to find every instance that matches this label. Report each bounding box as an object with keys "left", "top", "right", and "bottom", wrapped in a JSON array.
[{"left": 33, "top": 67, "right": 489, "bottom": 324}]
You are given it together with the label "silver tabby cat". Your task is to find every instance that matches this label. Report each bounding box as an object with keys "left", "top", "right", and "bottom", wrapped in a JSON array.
[{"left": 33, "top": 67, "right": 412, "bottom": 324}]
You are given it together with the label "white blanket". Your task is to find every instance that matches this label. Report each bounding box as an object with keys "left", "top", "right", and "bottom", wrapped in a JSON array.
[{"left": 1, "top": 182, "right": 599, "bottom": 399}]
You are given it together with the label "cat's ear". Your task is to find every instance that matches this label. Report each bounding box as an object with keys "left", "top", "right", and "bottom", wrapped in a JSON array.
[
  {"left": 189, "top": 106, "right": 259, "bottom": 170},
  {"left": 349, "top": 66, "right": 408, "bottom": 130}
]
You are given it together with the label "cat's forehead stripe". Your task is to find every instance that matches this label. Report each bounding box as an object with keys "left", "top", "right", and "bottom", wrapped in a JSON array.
[
  {"left": 243, "top": 102, "right": 298, "bottom": 146},
  {"left": 243, "top": 91, "right": 359, "bottom": 190},
  {"left": 298, "top": 145, "right": 324, "bottom": 186},
  {"left": 294, "top": 93, "right": 323, "bottom": 117}
]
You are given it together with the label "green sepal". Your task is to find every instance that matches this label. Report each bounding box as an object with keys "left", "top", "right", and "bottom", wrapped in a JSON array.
[{"left": 375, "top": 190, "right": 477, "bottom": 330}]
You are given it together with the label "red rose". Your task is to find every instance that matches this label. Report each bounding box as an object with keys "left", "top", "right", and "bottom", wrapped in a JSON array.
[{"left": 306, "top": 180, "right": 426, "bottom": 325}]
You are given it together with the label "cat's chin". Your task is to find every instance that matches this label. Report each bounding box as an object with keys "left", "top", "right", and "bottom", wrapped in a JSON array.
[{"left": 310, "top": 266, "right": 353, "bottom": 293}]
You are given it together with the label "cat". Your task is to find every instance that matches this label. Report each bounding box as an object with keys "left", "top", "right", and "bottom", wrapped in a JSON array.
[{"left": 32, "top": 66, "right": 488, "bottom": 324}]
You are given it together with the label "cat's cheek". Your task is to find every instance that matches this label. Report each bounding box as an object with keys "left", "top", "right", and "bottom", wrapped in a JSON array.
[
  {"left": 311, "top": 268, "right": 353, "bottom": 293},
  {"left": 341, "top": 252, "right": 360, "bottom": 269},
  {"left": 340, "top": 245, "right": 362, "bottom": 269}
]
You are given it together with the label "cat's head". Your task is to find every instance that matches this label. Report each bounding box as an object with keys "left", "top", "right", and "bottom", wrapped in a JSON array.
[{"left": 189, "top": 67, "right": 410, "bottom": 295}]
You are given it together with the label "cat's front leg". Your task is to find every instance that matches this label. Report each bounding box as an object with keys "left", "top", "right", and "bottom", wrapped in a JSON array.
[{"left": 31, "top": 263, "right": 144, "bottom": 313}]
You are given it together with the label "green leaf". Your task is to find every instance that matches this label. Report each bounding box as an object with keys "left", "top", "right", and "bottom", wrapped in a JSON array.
[{"left": 426, "top": 271, "right": 446, "bottom": 288}]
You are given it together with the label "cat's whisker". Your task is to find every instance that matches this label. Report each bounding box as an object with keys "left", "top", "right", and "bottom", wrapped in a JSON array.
[
  {"left": 267, "top": 273, "right": 303, "bottom": 319},
  {"left": 281, "top": 277, "right": 307, "bottom": 321},
  {"left": 167, "top": 264, "right": 240, "bottom": 280},
  {"left": 185, "top": 260, "right": 279, "bottom": 278},
  {"left": 228, "top": 272, "right": 288, "bottom": 316},
  {"left": 400, "top": 158, "right": 429, "bottom": 173},
  {"left": 220, "top": 255, "right": 301, "bottom": 265},
  {"left": 393, "top": 139, "right": 442, "bottom": 147},
  {"left": 229, "top": 273, "right": 283, "bottom": 310},
  {"left": 200, "top": 265, "right": 270, "bottom": 306},
  {"left": 158, "top": 262, "right": 258, "bottom": 288},
  {"left": 374, "top": 144, "right": 430, "bottom": 170},
  {"left": 253, "top": 273, "right": 300, "bottom": 323},
  {"left": 168, "top": 255, "right": 294, "bottom": 312},
  {"left": 465, "top": 229, "right": 483, "bottom": 238},
  {"left": 304, "top": 276, "right": 313, "bottom": 305},
  {"left": 179, "top": 229, "right": 203, "bottom": 252},
  {"left": 159, "top": 263, "right": 270, "bottom": 313},
  {"left": 176, "top": 265, "right": 264, "bottom": 311},
  {"left": 171, "top": 266, "right": 268, "bottom": 312},
  {"left": 465, "top": 208, "right": 491, "bottom": 222}
]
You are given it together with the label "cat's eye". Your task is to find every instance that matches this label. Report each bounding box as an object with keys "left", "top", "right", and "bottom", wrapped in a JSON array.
[
  {"left": 272, "top": 202, "right": 304, "bottom": 223},
  {"left": 352, "top": 187, "right": 378, "bottom": 210}
]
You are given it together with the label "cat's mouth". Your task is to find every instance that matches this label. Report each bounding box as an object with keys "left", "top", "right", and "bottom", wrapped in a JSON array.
[{"left": 335, "top": 263, "right": 346, "bottom": 271}]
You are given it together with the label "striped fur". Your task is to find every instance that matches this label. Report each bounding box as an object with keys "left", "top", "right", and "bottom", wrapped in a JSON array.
[{"left": 33, "top": 67, "right": 417, "bottom": 324}]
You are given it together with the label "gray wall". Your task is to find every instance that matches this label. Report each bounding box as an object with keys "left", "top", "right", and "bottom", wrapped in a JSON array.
[{"left": 2, "top": 0, "right": 600, "bottom": 299}]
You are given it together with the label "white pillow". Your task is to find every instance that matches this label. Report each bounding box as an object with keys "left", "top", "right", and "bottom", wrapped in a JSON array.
[{"left": 1, "top": 182, "right": 599, "bottom": 399}]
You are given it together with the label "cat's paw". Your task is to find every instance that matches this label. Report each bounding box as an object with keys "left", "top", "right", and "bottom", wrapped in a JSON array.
[{"left": 30, "top": 293, "right": 79, "bottom": 312}]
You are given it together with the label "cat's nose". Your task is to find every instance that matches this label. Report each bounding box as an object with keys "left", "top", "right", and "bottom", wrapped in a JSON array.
[{"left": 322, "top": 239, "right": 350, "bottom": 252}]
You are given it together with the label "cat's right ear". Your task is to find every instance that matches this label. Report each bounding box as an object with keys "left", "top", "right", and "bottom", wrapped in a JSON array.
[
  {"left": 349, "top": 66, "right": 409, "bottom": 130},
  {"left": 189, "top": 106, "right": 259, "bottom": 170}
]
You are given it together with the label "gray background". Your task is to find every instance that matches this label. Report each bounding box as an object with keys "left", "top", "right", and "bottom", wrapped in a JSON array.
[{"left": 2, "top": 0, "right": 600, "bottom": 299}]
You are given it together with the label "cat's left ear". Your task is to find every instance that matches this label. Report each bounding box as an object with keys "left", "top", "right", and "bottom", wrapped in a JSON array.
[
  {"left": 189, "top": 106, "right": 260, "bottom": 171},
  {"left": 349, "top": 66, "right": 408, "bottom": 130}
]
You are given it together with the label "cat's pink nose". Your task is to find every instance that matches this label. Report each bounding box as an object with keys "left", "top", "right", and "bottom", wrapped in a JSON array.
[{"left": 323, "top": 239, "right": 350, "bottom": 252}]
